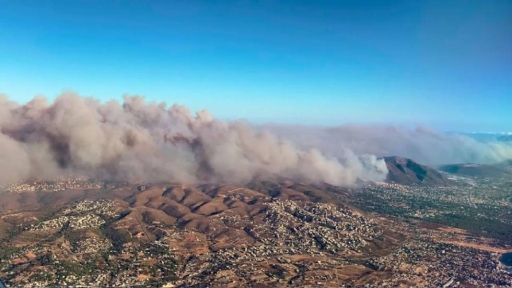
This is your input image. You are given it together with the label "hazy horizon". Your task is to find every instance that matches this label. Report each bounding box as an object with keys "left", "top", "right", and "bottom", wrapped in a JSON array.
[
  {"left": 1, "top": 91, "right": 511, "bottom": 134},
  {"left": 1, "top": 92, "right": 510, "bottom": 187}
]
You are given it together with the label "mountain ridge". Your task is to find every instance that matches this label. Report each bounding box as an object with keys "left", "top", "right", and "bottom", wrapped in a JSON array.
[
  {"left": 382, "top": 156, "right": 451, "bottom": 185},
  {"left": 438, "top": 161, "right": 512, "bottom": 178}
]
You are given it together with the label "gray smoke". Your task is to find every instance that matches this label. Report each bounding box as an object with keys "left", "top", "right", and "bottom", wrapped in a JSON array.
[
  {"left": 266, "top": 124, "right": 512, "bottom": 166},
  {"left": 0, "top": 92, "right": 388, "bottom": 186}
]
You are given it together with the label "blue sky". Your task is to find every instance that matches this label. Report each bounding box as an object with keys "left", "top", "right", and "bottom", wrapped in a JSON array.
[{"left": 0, "top": 0, "right": 511, "bottom": 131}]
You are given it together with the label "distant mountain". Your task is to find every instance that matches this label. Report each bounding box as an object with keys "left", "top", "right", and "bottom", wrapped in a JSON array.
[
  {"left": 438, "top": 163, "right": 510, "bottom": 178},
  {"left": 498, "top": 135, "right": 512, "bottom": 142},
  {"left": 383, "top": 156, "right": 450, "bottom": 185},
  {"left": 457, "top": 132, "right": 512, "bottom": 143}
]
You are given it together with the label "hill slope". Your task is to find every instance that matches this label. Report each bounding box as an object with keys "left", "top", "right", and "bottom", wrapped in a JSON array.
[{"left": 383, "top": 156, "right": 450, "bottom": 185}]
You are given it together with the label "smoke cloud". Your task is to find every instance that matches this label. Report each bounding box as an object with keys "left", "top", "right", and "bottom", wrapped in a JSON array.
[
  {"left": 0, "top": 92, "right": 387, "bottom": 186},
  {"left": 266, "top": 124, "right": 512, "bottom": 166}
]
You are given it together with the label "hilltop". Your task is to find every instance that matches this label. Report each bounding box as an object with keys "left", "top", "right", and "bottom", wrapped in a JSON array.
[{"left": 383, "top": 156, "right": 450, "bottom": 185}]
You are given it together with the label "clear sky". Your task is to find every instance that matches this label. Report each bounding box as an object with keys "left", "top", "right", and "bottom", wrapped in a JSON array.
[{"left": 0, "top": 0, "right": 511, "bottom": 131}]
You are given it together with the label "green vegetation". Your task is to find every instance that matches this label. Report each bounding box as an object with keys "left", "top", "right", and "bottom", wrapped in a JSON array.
[
  {"left": 348, "top": 179, "right": 512, "bottom": 244},
  {"left": 430, "top": 214, "right": 512, "bottom": 241},
  {"left": 0, "top": 246, "right": 21, "bottom": 259},
  {"left": 101, "top": 225, "right": 132, "bottom": 249},
  {"left": 62, "top": 228, "right": 85, "bottom": 243},
  {"left": 58, "top": 260, "right": 84, "bottom": 277}
]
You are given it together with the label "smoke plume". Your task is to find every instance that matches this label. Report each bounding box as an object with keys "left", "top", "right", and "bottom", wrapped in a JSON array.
[
  {"left": 266, "top": 124, "right": 512, "bottom": 166},
  {"left": 0, "top": 92, "right": 388, "bottom": 186}
]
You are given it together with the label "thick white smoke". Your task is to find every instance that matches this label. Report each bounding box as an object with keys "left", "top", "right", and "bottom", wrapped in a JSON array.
[
  {"left": 266, "top": 124, "right": 512, "bottom": 166},
  {"left": 0, "top": 92, "right": 388, "bottom": 186}
]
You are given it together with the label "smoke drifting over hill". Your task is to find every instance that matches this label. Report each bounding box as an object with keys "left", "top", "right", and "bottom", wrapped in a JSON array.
[
  {"left": 267, "top": 125, "right": 512, "bottom": 166},
  {"left": 0, "top": 93, "right": 388, "bottom": 186}
]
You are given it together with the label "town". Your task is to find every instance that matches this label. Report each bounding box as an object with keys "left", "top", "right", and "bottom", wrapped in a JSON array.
[
  {"left": 3, "top": 177, "right": 104, "bottom": 193},
  {"left": 0, "top": 178, "right": 511, "bottom": 287}
]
